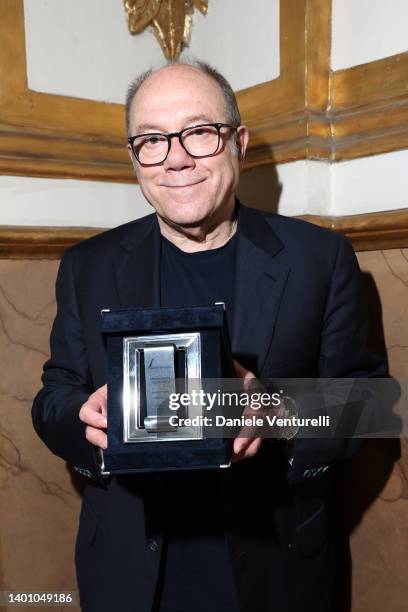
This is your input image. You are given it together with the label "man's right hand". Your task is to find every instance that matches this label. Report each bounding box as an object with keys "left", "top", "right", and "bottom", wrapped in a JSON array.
[{"left": 79, "top": 384, "right": 108, "bottom": 450}]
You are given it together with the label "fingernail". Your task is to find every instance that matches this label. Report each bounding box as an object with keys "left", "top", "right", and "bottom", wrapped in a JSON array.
[{"left": 234, "top": 440, "right": 244, "bottom": 453}]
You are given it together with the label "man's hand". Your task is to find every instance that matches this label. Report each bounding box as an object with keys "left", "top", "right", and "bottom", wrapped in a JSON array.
[
  {"left": 232, "top": 360, "right": 262, "bottom": 463},
  {"left": 79, "top": 384, "right": 108, "bottom": 450}
]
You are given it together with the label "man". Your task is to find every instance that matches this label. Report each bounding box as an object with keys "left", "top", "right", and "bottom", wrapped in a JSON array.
[{"left": 32, "top": 60, "right": 384, "bottom": 612}]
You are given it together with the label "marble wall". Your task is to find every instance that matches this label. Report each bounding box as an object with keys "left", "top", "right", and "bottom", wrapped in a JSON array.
[
  {"left": 345, "top": 250, "right": 408, "bottom": 612},
  {"left": 0, "top": 260, "right": 81, "bottom": 612},
  {"left": 0, "top": 248, "right": 406, "bottom": 612}
]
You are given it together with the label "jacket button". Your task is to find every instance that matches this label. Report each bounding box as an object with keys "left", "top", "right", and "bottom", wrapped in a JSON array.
[{"left": 148, "top": 539, "right": 159, "bottom": 552}]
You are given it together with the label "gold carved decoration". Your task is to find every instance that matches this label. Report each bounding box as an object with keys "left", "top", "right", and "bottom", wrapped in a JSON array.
[{"left": 124, "top": 0, "right": 208, "bottom": 60}]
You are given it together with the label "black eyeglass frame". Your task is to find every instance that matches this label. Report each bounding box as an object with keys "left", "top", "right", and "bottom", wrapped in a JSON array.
[{"left": 127, "top": 122, "right": 238, "bottom": 165}]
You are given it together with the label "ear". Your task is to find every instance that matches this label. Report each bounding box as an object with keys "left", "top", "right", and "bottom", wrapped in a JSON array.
[
  {"left": 127, "top": 144, "right": 138, "bottom": 173},
  {"left": 127, "top": 144, "right": 134, "bottom": 163},
  {"left": 236, "top": 125, "right": 249, "bottom": 164}
]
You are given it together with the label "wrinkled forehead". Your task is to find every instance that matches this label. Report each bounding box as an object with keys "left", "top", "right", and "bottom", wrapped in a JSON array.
[{"left": 130, "top": 66, "right": 228, "bottom": 133}]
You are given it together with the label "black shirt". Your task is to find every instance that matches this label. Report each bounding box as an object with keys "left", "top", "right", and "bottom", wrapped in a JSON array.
[
  {"left": 160, "top": 232, "right": 237, "bottom": 328},
  {"left": 156, "top": 233, "right": 240, "bottom": 612}
]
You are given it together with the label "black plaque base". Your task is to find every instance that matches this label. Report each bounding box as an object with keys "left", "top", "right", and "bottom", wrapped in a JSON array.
[{"left": 100, "top": 304, "right": 235, "bottom": 475}]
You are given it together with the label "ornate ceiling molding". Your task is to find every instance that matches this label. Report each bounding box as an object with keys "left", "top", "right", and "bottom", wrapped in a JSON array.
[{"left": 2, "top": 209, "right": 407, "bottom": 259}]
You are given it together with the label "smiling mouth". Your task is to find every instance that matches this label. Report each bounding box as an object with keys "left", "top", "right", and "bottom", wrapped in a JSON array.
[{"left": 162, "top": 179, "right": 206, "bottom": 189}]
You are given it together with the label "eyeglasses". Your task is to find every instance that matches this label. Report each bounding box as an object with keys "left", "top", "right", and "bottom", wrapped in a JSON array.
[{"left": 128, "top": 122, "right": 238, "bottom": 166}]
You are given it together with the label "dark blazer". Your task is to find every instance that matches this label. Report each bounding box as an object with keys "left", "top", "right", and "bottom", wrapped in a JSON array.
[{"left": 32, "top": 204, "right": 385, "bottom": 612}]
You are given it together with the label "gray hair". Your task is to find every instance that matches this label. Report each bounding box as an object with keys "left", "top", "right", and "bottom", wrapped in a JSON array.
[{"left": 125, "top": 59, "right": 241, "bottom": 138}]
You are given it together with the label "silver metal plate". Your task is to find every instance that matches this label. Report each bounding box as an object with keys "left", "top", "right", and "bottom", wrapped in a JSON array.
[
  {"left": 123, "top": 332, "right": 202, "bottom": 443},
  {"left": 143, "top": 345, "right": 177, "bottom": 433}
]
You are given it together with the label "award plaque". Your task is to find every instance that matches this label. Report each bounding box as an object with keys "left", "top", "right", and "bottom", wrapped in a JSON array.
[{"left": 100, "top": 303, "right": 235, "bottom": 475}]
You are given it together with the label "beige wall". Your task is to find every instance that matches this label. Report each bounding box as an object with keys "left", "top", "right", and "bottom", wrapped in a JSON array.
[
  {"left": 0, "top": 259, "right": 81, "bottom": 611},
  {"left": 349, "top": 250, "right": 408, "bottom": 612},
  {"left": 331, "top": 0, "right": 408, "bottom": 70}
]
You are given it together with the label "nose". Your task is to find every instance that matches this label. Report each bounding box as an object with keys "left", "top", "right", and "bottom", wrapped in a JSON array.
[{"left": 163, "top": 134, "right": 195, "bottom": 171}]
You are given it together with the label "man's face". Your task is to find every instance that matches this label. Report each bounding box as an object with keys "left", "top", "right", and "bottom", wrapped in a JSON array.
[{"left": 127, "top": 65, "right": 248, "bottom": 228}]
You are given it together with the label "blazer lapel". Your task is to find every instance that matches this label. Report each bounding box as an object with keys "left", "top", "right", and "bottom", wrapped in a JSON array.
[
  {"left": 114, "top": 213, "right": 161, "bottom": 309},
  {"left": 231, "top": 205, "right": 290, "bottom": 376},
  {"left": 111, "top": 205, "right": 289, "bottom": 376}
]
